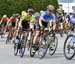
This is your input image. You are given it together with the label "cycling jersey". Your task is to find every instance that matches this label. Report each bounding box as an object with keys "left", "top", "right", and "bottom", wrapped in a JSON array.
[
  {"left": 10, "top": 17, "right": 16, "bottom": 22},
  {"left": 40, "top": 11, "right": 56, "bottom": 22},
  {"left": 10, "top": 17, "right": 17, "bottom": 27},
  {"left": 3, "top": 17, "right": 8, "bottom": 23},
  {"left": 70, "top": 16, "right": 75, "bottom": 24},
  {"left": 1, "top": 17, "right": 9, "bottom": 27},
  {"left": 21, "top": 12, "right": 35, "bottom": 23},
  {"left": 58, "top": 16, "right": 64, "bottom": 23}
]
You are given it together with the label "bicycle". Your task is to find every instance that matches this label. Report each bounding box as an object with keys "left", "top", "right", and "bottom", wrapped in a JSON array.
[
  {"left": 29, "top": 26, "right": 58, "bottom": 59},
  {"left": 6, "top": 26, "right": 14, "bottom": 44},
  {"left": 14, "top": 28, "right": 30, "bottom": 57},
  {"left": 63, "top": 25, "right": 75, "bottom": 60},
  {"left": 38, "top": 27, "right": 58, "bottom": 59}
]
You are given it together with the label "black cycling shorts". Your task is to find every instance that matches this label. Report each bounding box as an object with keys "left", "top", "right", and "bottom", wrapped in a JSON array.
[
  {"left": 21, "top": 20, "right": 29, "bottom": 31},
  {"left": 42, "top": 21, "right": 49, "bottom": 27},
  {"left": 1, "top": 22, "right": 7, "bottom": 27},
  {"left": 11, "top": 22, "right": 16, "bottom": 27},
  {"left": 58, "top": 16, "right": 64, "bottom": 23}
]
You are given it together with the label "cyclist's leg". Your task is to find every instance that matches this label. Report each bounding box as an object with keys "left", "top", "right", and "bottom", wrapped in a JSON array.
[
  {"left": 33, "top": 31, "right": 39, "bottom": 45},
  {"left": 33, "top": 21, "right": 48, "bottom": 45},
  {"left": 60, "top": 23, "right": 63, "bottom": 30},
  {"left": 31, "top": 22, "right": 40, "bottom": 45},
  {"left": 50, "top": 21, "right": 56, "bottom": 36}
]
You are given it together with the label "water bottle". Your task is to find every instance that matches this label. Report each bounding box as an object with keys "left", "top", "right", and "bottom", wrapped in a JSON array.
[{"left": 15, "top": 39, "right": 19, "bottom": 44}]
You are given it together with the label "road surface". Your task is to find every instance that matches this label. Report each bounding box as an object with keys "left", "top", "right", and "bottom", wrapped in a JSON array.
[{"left": 0, "top": 34, "right": 75, "bottom": 64}]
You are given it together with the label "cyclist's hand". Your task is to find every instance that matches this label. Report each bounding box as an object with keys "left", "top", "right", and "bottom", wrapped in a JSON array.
[
  {"left": 50, "top": 26, "right": 52, "bottom": 28},
  {"left": 40, "top": 26, "right": 44, "bottom": 30}
]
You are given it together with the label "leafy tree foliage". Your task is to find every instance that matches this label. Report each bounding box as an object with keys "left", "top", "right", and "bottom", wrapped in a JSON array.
[{"left": 0, "top": 0, "right": 58, "bottom": 18}]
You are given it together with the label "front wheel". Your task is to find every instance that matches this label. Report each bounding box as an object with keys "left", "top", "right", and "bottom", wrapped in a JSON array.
[
  {"left": 14, "top": 44, "right": 18, "bottom": 56},
  {"left": 30, "top": 45, "right": 36, "bottom": 57},
  {"left": 19, "top": 36, "right": 27, "bottom": 57},
  {"left": 49, "top": 36, "right": 58, "bottom": 55},
  {"left": 38, "top": 38, "right": 49, "bottom": 59},
  {"left": 64, "top": 34, "right": 75, "bottom": 60}
]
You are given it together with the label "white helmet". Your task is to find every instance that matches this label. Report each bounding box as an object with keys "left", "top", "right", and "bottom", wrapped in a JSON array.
[
  {"left": 3, "top": 15, "right": 7, "bottom": 18},
  {"left": 57, "top": 8, "right": 62, "bottom": 13},
  {"left": 34, "top": 12, "right": 40, "bottom": 18}
]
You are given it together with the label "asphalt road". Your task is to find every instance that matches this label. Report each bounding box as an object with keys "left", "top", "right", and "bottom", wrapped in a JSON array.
[{"left": 0, "top": 34, "right": 75, "bottom": 64}]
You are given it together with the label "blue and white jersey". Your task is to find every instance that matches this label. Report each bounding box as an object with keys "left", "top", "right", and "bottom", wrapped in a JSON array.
[
  {"left": 40, "top": 11, "right": 56, "bottom": 22},
  {"left": 70, "top": 15, "right": 75, "bottom": 24}
]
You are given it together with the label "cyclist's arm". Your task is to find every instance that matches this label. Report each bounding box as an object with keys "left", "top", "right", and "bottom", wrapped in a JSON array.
[
  {"left": 6, "top": 17, "right": 12, "bottom": 26},
  {"left": 49, "top": 14, "right": 56, "bottom": 27},
  {"left": 30, "top": 16, "right": 35, "bottom": 29},
  {"left": 18, "top": 17, "right": 23, "bottom": 28},
  {"left": 39, "top": 12, "right": 45, "bottom": 27},
  {"left": 39, "top": 18, "right": 43, "bottom": 27},
  {"left": 0, "top": 18, "right": 3, "bottom": 24},
  {"left": 15, "top": 18, "right": 18, "bottom": 28}
]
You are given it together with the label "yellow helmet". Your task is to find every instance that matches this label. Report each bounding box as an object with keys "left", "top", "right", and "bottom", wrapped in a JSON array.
[{"left": 21, "top": 11, "right": 26, "bottom": 16}]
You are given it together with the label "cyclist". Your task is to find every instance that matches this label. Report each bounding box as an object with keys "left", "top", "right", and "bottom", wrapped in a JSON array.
[
  {"left": 27, "top": 12, "right": 40, "bottom": 47},
  {"left": 18, "top": 9, "right": 35, "bottom": 44},
  {"left": 19, "top": 9, "right": 35, "bottom": 30},
  {"left": 64, "top": 14, "right": 71, "bottom": 33},
  {"left": 7, "top": 14, "right": 19, "bottom": 40},
  {"left": 34, "top": 12, "right": 40, "bottom": 30},
  {"left": 56, "top": 8, "right": 64, "bottom": 36},
  {"left": 0, "top": 15, "right": 9, "bottom": 26},
  {"left": 32, "top": 5, "right": 56, "bottom": 52},
  {"left": 70, "top": 12, "right": 75, "bottom": 31},
  {"left": 70, "top": 12, "right": 75, "bottom": 46},
  {"left": 0, "top": 15, "right": 9, "bottom": 34}
]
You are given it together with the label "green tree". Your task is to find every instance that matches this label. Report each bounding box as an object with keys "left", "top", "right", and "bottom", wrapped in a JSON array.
[{"left": 0, "top": 0, "right": 58, "bottom": 18}]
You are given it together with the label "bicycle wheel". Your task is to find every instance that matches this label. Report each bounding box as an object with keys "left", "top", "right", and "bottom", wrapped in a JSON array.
[
  {"left": 64, "top": 34, "right": 75, "bottom": 60},
  {"left": 19, "top": 36, "right": 27, "bottom": 57},
  {"left": 38, "top": 37, "right": 49, "bottom": 59},
  {"left": 14, "top": 43, "right": 18, "bottom": 56},
  {"left": 49, "top": 36, "right": 58, "bottom": 55},
  {"left": 6, "top": 36, "right": 9, "bottom": 44},
  {"left": 30, "top": 45, "right": 36, "bottom": 57}
]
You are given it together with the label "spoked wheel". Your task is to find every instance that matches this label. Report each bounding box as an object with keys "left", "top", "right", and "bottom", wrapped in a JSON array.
[
  {"left": 6, "top": 32, "right": 12, "bottom": 44},
  {"left": 30, "top": 45, "right": 36, "bottom": 57},
  {"left": 6, "top": 37, "right": 10, "bottom": 44},
  {"left": 14, "top": 44, "right": 18, "bottom": 56},
  {"left": 49, "top": 36, "right": 58, "bottom": 55},
  {"left": 64, "top": 34, "right": 75, "bottom": 60},
  {"left": 38, "top": 38, "right": 49, "bottom": 59},
  {"left": 19, "top": 36, "right": 27, "bottom": 57}
]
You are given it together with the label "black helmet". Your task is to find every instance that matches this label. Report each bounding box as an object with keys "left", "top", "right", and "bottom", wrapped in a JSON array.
[
  {"left": 27, "top": 8, "right": 35, "bottom": 14},
  {"left": 13, "top": 13, "right": 20, "bottom": 19}
]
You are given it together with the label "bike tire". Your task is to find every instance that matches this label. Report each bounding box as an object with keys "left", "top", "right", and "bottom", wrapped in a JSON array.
[
  {"left": 20, "top": 36, "right": 27, "bottom": 57},
  {"left": 49, "top": 36, "right": 58, "bottom": 55},
  {"left": 38, "top": 38, "right": 49, "bottom": 59},
  {"left": 14, "top": 44, "right": 18, "bottom": 56},
  {"left": 30, "top": 45, "right": 36, "bottom": 57},
  {"left": 64, "top": 34, "right": 75, "bottom": 60}
]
